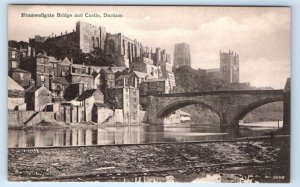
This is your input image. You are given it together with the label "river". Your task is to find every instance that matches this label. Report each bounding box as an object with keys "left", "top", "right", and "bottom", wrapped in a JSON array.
[{"left": 8, "top": 121, "right": 283, "bottom": 148}]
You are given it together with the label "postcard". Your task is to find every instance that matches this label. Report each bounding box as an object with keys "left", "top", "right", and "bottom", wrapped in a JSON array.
[{"left": 7, "top": 5, "right": 290, "bottom": 183}]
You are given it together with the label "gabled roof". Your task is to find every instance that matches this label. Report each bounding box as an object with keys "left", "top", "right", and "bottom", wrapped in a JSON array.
[
  {"left": 133, "top": 71, "right": 147, "bottom": 78},
  {"left": 8, "top": 77, "right": 24, "bottom": 91},
  {"left": 48, "top": 56, "right": 60, "bottom": 63},
  {"left": 101, "top": 68, "right": 114, "bottom": 74},
  {"left": 59, "top": 57, "right": 72, "bottom": 66},
  {"left": 52, "top": 77, "right": 69, "bottom": 85},
  {"left": 76, "top": 89, "right": 102, "bottom": 101},
  {"left": 26, "top": 86, "right": 43, "bottom": 93},
  {"left": 11, "top": 68, "right": 30, "bottom": 73},
  {"left": 36, "top": 53, "right": 49, "bottom": 59}
]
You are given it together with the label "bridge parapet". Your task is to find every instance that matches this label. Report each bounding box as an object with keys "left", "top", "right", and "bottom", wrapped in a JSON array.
[{"left": 144, "top": 89, "right": 286, "bottom": 127}]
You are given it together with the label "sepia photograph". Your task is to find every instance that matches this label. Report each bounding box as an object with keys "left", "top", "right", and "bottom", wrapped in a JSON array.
[{"left": 7, "top": 5, "right": 290, "bottom": 183}]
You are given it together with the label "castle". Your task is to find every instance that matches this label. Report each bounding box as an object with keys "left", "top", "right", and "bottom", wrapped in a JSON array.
[{"left": 28, "top": 21, "right": 171, "bottom": 69}]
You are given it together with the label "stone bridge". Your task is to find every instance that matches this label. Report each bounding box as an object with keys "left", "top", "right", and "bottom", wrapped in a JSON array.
[{"left": 142, "top": 89, "right": 290, "bottom": 130}]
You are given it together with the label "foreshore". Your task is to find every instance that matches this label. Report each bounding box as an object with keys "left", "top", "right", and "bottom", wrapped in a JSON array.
[{"left": 8, "top": 137, "right": 290, "bottom": 182}]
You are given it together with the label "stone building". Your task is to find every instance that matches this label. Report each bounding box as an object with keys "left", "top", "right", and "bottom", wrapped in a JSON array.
[
  {"left": 63, "top": 83, "right": 85, "bottom": 101},
  {"left": 76, "top": 89, "right": 105, "bottom": 122},
  {"left": 105, "top": 33, "right": 142, "bottom": 67},
  {"left": 67, "top": 72, "right": 94, "bottom": 90},
  {"left": 59, "top": 102, "right": 83, "bottom": 123},
  {"left": 76, "top": 21, "right": 107, "bottom": 53},
  {"left": 29, "top": 21, "right": 106, "bottom": 57},
  {"left": 48, "top": 56, "right": 61, "bottom": 77},
  {"left": 9, "top": 68, "right": 34, "bottom": 88},
  {"left": 100, "top": 68, "right": 115, "bottom": 88},
  {"left": 129, "top": 71, "right": 147, "bottom": 88},
  {"left": 51, "top": 77, "right": 69, "bottom": 98},
  {"left": 107, "top": 86, "right": 140, "bottom": 123},
  {"left": 92, "top": 103, "right": 114, "bottom": 124},
  {"left": 220, "top": 50, "right": 239, "bottom": 83},
  {"left": 173, "top": 42, "right": 191, "bottom": 68},
  {"left": 25, "top": 85, "right": 52, "bottom": 111},
  {"left": 55, "top": 57, "right": 71, "bottom": 77},
  {"left": 130, "top": 57, "right": 161, "bottom": 79},
  {"left": 140, "top": 78, "right": 171, "bottom": 95},
  {"left": 71, "top": 63, "right": 86, "bottom": 74},
  {"left": 115, "top": 74, "right": 131, "bottom": 87},
  {"left": 8, "top": 77, "right": 26, "bottom": 110},
  {"left": 34, "top": 53, "right": 51, "bottom": 89},
  {"left": 8, "top": 40, "right": 33, "bottom": 61},
  {"left": 8, "top": 47, "right": 21, "bottom": 70}
]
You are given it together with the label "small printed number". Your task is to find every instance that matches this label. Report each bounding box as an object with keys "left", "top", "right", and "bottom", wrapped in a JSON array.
[{"left": 272, "top": 176, "right": 285, "bottom": 180}]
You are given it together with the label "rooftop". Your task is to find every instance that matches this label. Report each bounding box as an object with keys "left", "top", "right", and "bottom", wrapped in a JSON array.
[
  {"left": 11, "top": 68, "right": 30, "bottom": 73},
  {"left": 36, "top": 53, "right": 49, "bottom": 59},
  {"left": 59, "top": 57, "right": 72, "bottom": 66},
  {"left": 76, "top": 89, "right": 102, "bottom": 101},
  {"left": 52, "top": 77, "right": 69, "bottom": 85},
  {"left": 25, "top": 86, "right": 48, "bottom": 93},
  {"left": 133, "top": 71, "right": 147, "bottom": 78},
  {"left": 101, "top": 68, "right": 114, "bottom": 74},
  {"left": 48, "top": 56, "right": 61, "bottom": 63}
]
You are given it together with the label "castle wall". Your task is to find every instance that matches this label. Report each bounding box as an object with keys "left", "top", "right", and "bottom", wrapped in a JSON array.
[{"left": 76, "top": 21, "right": 106, "bottom": 53}]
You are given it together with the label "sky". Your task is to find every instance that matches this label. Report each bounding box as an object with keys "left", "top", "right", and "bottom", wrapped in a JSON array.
[{"left": 8, "top": 5, "right": 291, "bottom": 89}]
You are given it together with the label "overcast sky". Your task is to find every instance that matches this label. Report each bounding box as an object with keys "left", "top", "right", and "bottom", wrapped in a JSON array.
[{"left": 8, "top": 5, "right": 290, "bottom": 89}]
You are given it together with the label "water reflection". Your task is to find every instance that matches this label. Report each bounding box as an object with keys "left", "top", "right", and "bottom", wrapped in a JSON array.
[{"left": 8, "top": 122, "right": 281, "bottom": 148}]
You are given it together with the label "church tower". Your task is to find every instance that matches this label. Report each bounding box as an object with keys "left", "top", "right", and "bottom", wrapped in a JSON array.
[{"left": 220, "top": 50, "right": 239, "bottom": 83}]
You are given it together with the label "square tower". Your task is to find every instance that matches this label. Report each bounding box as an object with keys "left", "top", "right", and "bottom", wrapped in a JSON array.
[
  {"left": 220, "top": 50, "right": 239, "bottom": 83},
  {"left": 173, "top": 42, "right": 191, "bottom": 68}
]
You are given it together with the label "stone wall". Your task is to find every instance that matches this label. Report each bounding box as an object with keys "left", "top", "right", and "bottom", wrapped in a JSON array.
[
  {"left": 96, "top": 107, "right": 114, "bottom": 124},
  {"left": 8, "top": 98, "right": 26, "bottom": 110},
  {"left": 77, "top": 21, "right": 106, "bottom": 53},
  {"left": 8, "top": 111, "right": 55, "bottom": 127},
  {"left": 8, "top": 110, "right": 36, "bottom": 126}
]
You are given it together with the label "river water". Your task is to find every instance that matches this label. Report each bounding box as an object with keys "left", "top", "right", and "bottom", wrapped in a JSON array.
[{"left": 8, "top": 121, "right": 283, "bottom": 148}]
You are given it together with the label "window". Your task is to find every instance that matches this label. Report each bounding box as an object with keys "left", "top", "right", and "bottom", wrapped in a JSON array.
[
  {"left": 19, "top": 73, "right": 24, "bottom": 80},
  {"left": 11, "top": 51, "right": 16, "bottom": 58},
  {"left": 11, "top": 61, "right": 18, "bottom": 68},
  {"left": 41, "top": 76, "right": 45, "bottom": 82}
]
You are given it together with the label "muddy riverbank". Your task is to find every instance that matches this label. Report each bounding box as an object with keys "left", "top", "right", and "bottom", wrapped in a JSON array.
[{"left": 8, "top": 138, "right": 290, "bottom": 182}]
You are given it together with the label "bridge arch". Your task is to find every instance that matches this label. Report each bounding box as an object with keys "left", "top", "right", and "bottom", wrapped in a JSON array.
[
  {"left": 233, "top": 97, "right": 283, "bottom": 122},
  {"left": 157, "top": 100, "right": 220, "bottom": 118}
]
